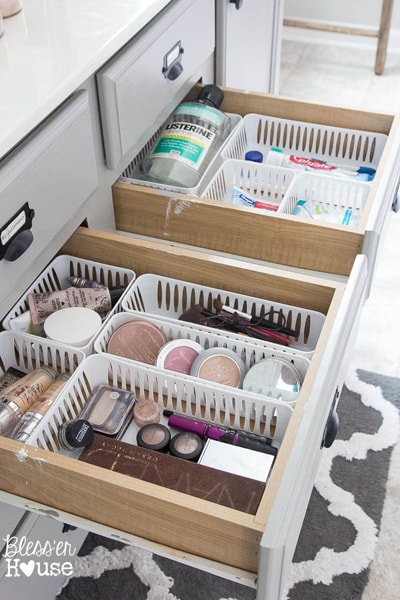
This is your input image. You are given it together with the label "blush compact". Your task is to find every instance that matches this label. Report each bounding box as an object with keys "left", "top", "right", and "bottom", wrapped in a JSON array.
[
  {"left": 136, "top": 423, "right": 171, "bottom": 453},
  {"left": 106, "top": 320, "right": 167, "bottom": 365},
  {"left": 156, "top": 339, "right": 203, "bottom": 375},
  {"left": 169, "top": 431, "right": 204, "bottom": 461}
]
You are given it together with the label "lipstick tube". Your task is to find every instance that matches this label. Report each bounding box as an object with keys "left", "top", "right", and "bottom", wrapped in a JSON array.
[{"left": 164, "top": 411, "right": 277, "bottom": 456}]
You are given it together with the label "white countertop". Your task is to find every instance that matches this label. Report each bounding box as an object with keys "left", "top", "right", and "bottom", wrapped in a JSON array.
[{"left": 0, "top": 0, "right": 173, "bottom": 159}]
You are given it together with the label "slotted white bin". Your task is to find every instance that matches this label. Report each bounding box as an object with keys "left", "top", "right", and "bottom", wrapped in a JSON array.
[
  {"left": 94, "top": 311, "right": 310, "bottom": 393},
  {"left": 121, "top": 274, "right": 325, "bottom": 356},
  {"left": 0, "top": 330, "right": 86, "bottom": 377},
  {"left": 201, "top": 159, "right": 296, "bottom": 212},
  {"left": 2, "top": 255, "right": 136, "bottom": 355},
  {"left": 30, "top": 353, "right": 293, "bottom": 455},
  {"left": 279, "top": 171, "right": 371, "bottom": 226},
  {"left": 120, "top": 113, "right": 242, "bottom": 196},
  {"left": 221, "top": 113, "right": 387, "bottom": 174}
]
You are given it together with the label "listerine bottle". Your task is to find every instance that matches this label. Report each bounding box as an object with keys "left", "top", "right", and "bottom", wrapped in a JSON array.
[{"left": 140, "top": 85, "right": 230, "bottom": 188}]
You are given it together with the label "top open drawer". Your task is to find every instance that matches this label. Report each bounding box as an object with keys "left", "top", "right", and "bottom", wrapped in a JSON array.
[{"left": 112, "top": 85, "right": 400, "bottom": 278}]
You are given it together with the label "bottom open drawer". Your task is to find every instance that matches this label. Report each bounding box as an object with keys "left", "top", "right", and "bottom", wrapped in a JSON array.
[{"left": 0, "top": 227, "right": 368, "bottom": 581}]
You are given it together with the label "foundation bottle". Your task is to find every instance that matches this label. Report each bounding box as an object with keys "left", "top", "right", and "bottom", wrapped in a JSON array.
[
  {"left": 0, "top": 366, "right": 58, "bottom": 437},
  {"left": 12, "top": 375, "right": 70, "bottom": 442}
]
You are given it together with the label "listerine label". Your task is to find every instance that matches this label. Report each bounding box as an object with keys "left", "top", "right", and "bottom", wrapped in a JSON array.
[{"left": 150, "top": 120, "right": 216, "bottom": 170}]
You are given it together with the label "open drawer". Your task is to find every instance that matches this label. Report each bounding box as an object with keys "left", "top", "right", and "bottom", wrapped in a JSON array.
[
  {"left": 112, "top": 85, "right": 400, "bottom": 279},
  {"left": 0, "top": 227, "right": 367, "bottom": 600}
]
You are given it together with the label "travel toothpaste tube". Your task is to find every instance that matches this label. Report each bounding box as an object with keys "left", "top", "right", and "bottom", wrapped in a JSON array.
[
  {"left": 266, "top": 147, "right": 376, "bottom": 182},
  {"left": 231, "top": 186, "right": 279, "bottom": 212}
]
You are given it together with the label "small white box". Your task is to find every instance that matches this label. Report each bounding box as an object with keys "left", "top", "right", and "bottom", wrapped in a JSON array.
[{"left": 198, "top": 439, "right": 275, "bottom": 482}]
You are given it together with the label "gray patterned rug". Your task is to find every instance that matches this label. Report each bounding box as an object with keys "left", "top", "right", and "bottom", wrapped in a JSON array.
[{"left": 56, "top": 368, "right": 400, "bottom": 600}]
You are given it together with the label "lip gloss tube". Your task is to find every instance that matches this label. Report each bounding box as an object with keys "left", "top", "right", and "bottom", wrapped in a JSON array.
[{"left": 164, "top": 411, "right": 277, "bottom": 456}]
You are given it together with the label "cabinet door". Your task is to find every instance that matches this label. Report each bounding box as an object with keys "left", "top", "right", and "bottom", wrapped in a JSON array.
[
  {"left": 216, "top": 0, "right": 284, "bottom": 94},
  {"left": 0, "top": 91, "right": 98, "bottom": 317}
]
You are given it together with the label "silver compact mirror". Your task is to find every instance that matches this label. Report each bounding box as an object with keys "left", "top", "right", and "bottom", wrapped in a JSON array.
[{"left": 242, "top": 357, "right": 302, "bottom": 403}]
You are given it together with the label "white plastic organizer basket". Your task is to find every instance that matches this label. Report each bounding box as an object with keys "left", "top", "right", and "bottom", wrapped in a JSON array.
[
  {"left": 279, "top": 172, "right": 370, "bottom": 226},
  {"left": 221, "top": 113, "right": 387, "bottom": 173},
  {"left": 94, "top": 311, "right": 310, "bottom": 387},
  {"left": 120, "top": 113, "right": 242, "bottom": 196},
  {"left": 2, "top": 255, "right": 136, "bottom": 355},
  {"left": 30, "top": 353, "right": 293, "bottom": 455},
  {"left": 201, "top": 159, "right": 296, "bottom": 211},
  {"left": 121, "top": 274, "right": 325, "bottom": 356}
]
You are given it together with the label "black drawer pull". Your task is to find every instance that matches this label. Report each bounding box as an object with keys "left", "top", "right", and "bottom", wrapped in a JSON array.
[
  {"left": 230, "top": 0, "right": 243, "bottom": 9},
  {"left": 162, "top": 41, "right": 184, "bottom": 81}
]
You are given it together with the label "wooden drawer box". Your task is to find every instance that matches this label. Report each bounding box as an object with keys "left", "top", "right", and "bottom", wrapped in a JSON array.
[
  {"left": 0, "top": 227, "right": 367, "bottom": 595},
  {"left": 112, "top": 86, "right": 400, "bottom": 278}
]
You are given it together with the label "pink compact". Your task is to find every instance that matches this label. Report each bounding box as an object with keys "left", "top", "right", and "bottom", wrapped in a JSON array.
[{"left": 156, "top": 339, "right": 203, "bottom": 375}]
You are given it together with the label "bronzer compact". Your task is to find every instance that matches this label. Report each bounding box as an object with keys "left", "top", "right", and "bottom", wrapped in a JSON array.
[{"left": 80, "top": 384, "right": 136, "bottom": 437}]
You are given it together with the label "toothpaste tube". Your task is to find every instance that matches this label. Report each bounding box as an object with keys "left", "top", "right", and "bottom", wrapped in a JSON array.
[
  {"left": 231, "top": 186, "right": 279, "bottom": 212},
  {"left": 293, "top": 199, "right": 357, "bottom": 226},
  {"left": 266, "top": 147, "right": 375, "bottom": 182}
]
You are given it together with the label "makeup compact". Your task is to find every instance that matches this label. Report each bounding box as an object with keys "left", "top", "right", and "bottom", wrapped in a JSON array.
[
  {"left": 133, "top": 399, "right": 160, "bottom": 427},
  {"left": 80, "top": 384, "right": 136, "bottom": 436},
  {"left": 242, "top": 357, "right": 302, "bottom": 403},
  {"left": 136, "top": 423, "right": 171, "bottom": 453},
  {"left": 189, "top": 347, "right": 246, "bottom": 388},
  {"left": 156, "top": 339, "right": 203, "bottom": 375},
  {"left": 58, "top": 419, "right": 94, "bottom": 450},
  {"left": 169, "top": 431, "right": 204, "bottom": 461},
  {"left": 107, "top": 320, "right": 167, "bottom": 365},
  {"left": 198, "top": 439, "right": 275, "bottom": 482}
]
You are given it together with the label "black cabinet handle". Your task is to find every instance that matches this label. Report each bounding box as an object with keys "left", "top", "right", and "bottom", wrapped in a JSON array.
[{"left": 230, "top": 0, "right": 243, "bottom": 9}]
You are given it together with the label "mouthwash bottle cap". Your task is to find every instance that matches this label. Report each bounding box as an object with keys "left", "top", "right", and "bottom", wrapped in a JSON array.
[
  {"left": 266, "top": 147, "right": 285, "bottom": 167},
  {"left": 197, "top": 84, "right": 224, "bottom": 109}
]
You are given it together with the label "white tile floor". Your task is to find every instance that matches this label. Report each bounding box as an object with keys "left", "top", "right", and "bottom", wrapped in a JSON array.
[{"left": 279, "top": 39, "right": 400, "bottom": 377}]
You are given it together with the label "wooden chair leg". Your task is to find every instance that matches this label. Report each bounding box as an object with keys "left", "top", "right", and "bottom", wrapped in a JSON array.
[{"left": 375, "top": 0, "right": 394, "bottom": 75}]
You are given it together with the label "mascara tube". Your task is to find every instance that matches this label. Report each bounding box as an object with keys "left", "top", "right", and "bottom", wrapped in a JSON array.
[{"left": 164, "top": 411, "right": 277, "bottom": 456}]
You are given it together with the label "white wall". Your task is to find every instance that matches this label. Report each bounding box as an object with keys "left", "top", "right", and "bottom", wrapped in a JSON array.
[{"left": 284, "top": 0, "right": 400, "bottom": 50}]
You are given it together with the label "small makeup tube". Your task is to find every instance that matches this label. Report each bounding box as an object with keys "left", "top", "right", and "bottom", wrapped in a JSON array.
[{"left": 164, "top": 410, "right": 277, "bottom": 456}]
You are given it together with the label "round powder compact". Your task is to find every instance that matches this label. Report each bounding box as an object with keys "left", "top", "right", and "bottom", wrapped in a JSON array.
[
  {"left": 190, "top": 347, "right": 246, "bottom": 388},
  {"left": 107, "top": 320, "right": 167, "bottom": 365},
  {"left": 242, "top": 357, "right": 302, "bottom": 403},
  {"left": 133, "top": 399, "right": 160, "bottom": 427},
  {"left": 44, "top": 307, "right": 102, "bottom": 347},
  {"left": 136, "top": 423, "right": 171, "bottom": 453},
  {"left": 169, "top": 431, "right": 204, "bottom": 461},
  {"left": 156, "top": 339, "right": 203, "bottom": 375}
]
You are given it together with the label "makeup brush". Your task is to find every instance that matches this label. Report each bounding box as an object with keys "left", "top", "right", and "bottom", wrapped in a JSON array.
[{"left": 213, "top": 299, "right": 297, "bottom": 338}]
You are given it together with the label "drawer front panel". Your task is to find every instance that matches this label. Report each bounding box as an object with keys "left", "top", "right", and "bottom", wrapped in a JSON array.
[
  {"left": 97, "top": 0, "right": 215, "bottom": 170},
  {"left": 0, "top": 91, "right": 98, "bottom": 317}
]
